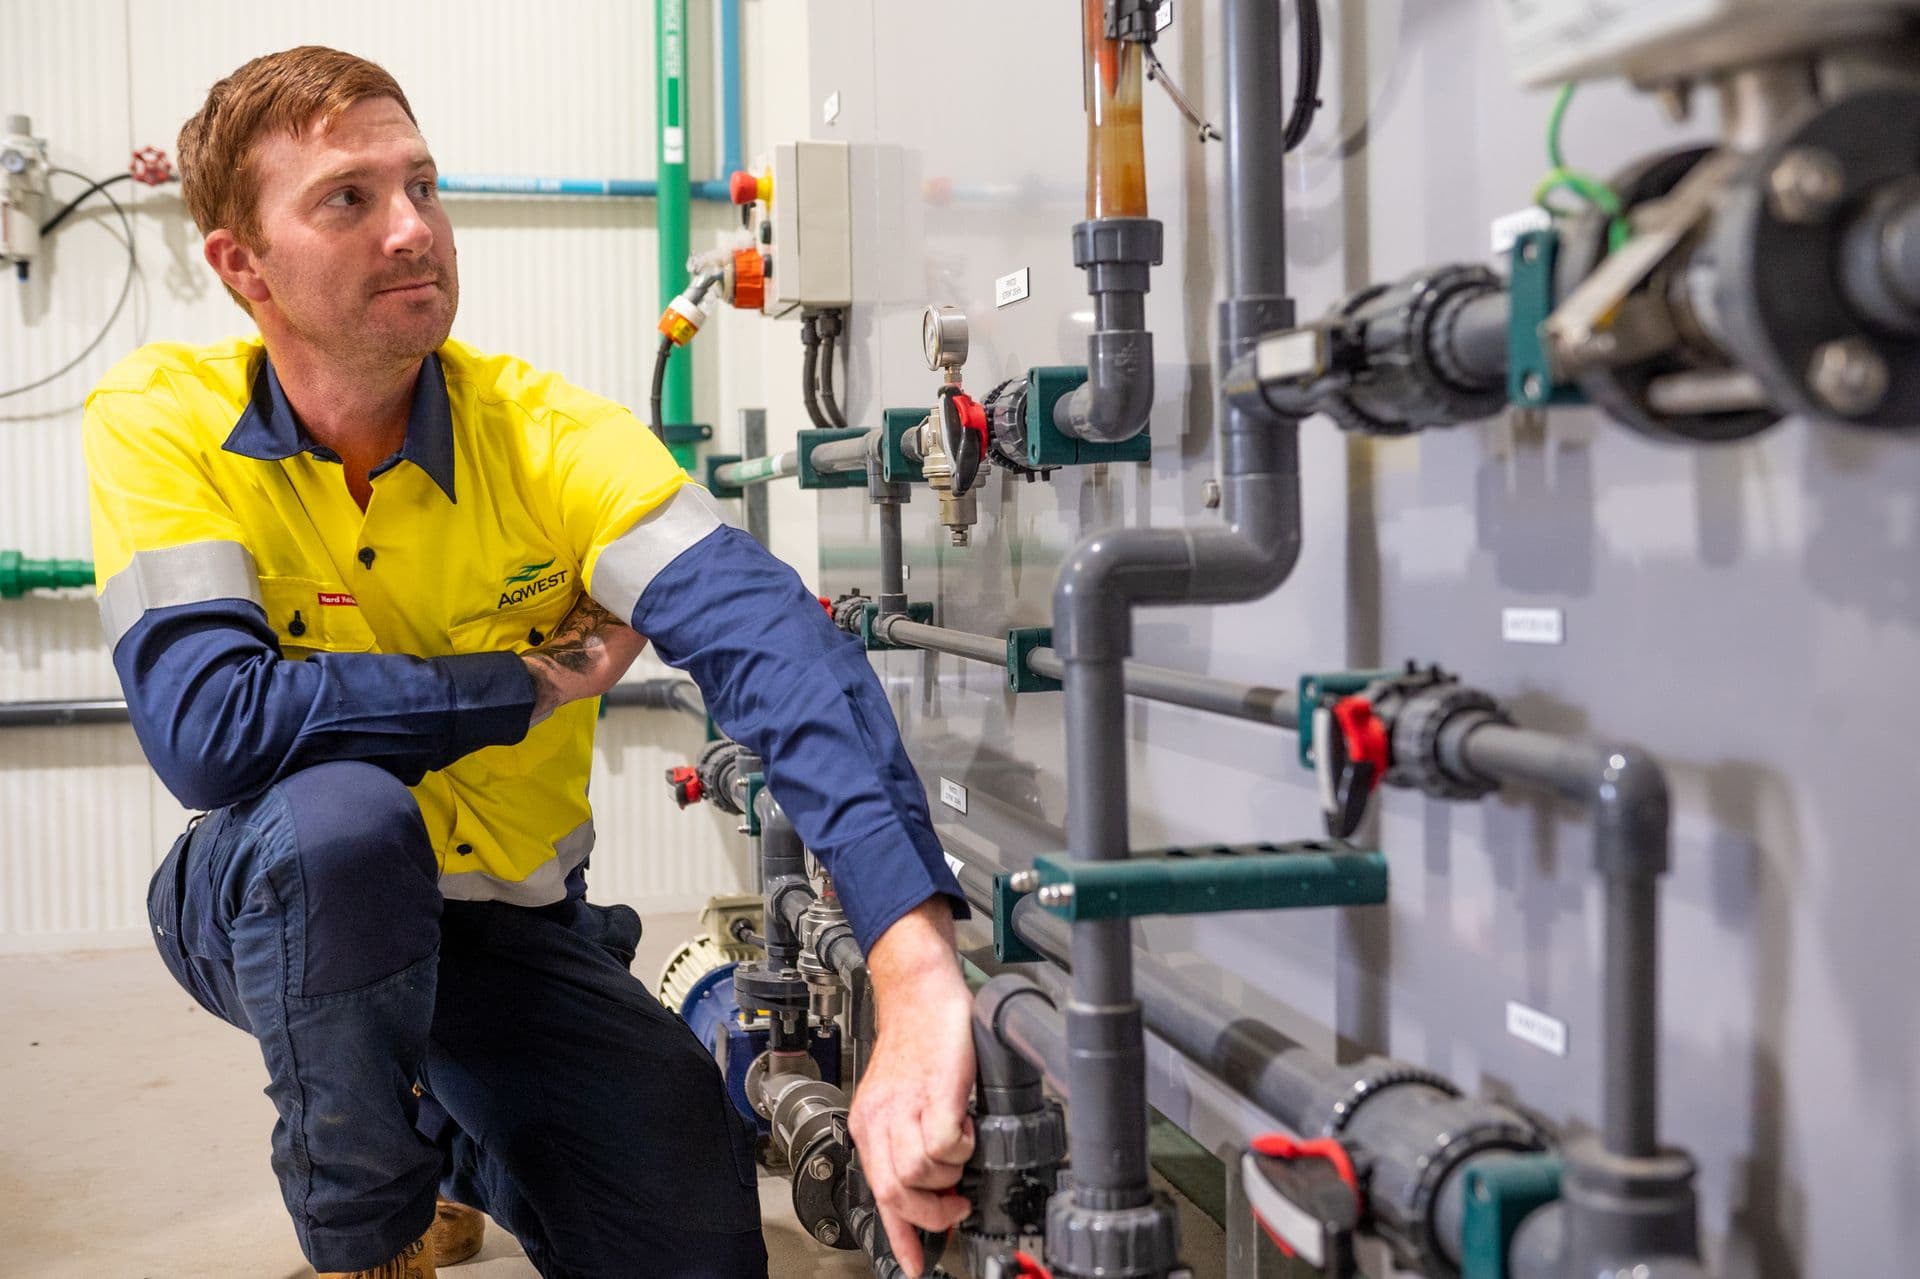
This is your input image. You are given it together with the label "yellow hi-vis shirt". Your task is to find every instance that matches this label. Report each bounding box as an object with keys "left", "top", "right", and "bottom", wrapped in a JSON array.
[{"left": 84, "top": 335, "right": 730, "bottom": 904}]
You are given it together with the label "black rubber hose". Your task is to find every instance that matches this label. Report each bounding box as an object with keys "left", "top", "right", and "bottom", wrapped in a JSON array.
[
  {"left": 800, "top": 314, "right": 832, "bottom": 429},
  {"left": 819, "top": 331, "right": 849, "bottom": 428},
  {"left": 648, "top": 335, "right": 673, "bottom": 442},
  {"left": 1283, "top": 0, "right": 1322, "bottom": 153}
]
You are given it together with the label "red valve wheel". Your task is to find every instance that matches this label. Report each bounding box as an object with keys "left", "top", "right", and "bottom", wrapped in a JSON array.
[{"left": 130, "top": 146, "right": 174, "bottom": 185}]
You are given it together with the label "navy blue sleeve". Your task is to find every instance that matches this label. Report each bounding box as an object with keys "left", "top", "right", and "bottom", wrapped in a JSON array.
[
  {"left": 629, "top": 525, "right": 968, "bottom": 953},
  {"left": 115, "top": 597, "right": 535, "bottom": 811}
]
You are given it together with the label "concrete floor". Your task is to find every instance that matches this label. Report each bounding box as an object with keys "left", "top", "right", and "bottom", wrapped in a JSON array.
[{"left": 0, "top": 918, "right": 1225, "bottom": 1278}]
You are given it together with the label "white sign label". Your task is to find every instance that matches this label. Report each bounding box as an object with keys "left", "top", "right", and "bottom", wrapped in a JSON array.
[
  {"left": 1506, "top": 1001, "right": 1568, "bottom": 1057},
  {"left": 939, "top": 777, "right": 968, "bottom": 815},
  {"left": 995, "top": 267, "right": 1031, "bottom": 308},
  {"left": 662, "top": 126, "right": 685, "bottom": 166},
  {"left": 822, "top": 91, "right": 841, "bottom": 125},
  {"left": 1491, "top": 204, "right": 1553, "bottom": 256},
  {"left": 1502, "top": 607, "right": 1565, "bottom": 645}
]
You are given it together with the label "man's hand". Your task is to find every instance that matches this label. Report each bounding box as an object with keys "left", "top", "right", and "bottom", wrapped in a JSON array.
[
  {"left": 521, "top": 594, "right": 648, "bottom": 723},
  {"left": 848, "top": 899, "right": 976, "bottom": 1278}
]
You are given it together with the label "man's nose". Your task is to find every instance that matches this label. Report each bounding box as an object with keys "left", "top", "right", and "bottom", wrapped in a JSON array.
[{"left": 383, "top": 189, "right": 433, "bottom": 257}]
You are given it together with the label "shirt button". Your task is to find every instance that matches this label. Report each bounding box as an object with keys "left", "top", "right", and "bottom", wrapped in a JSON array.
[
  {"left": 528, "top": 628, "right": 544, "bottom": 646},
  {"left": 358, "top": 547, "right": 376, "bottom": 568},
  {"left": 456, "top": 843, "right": 473, "bottom": 855}
]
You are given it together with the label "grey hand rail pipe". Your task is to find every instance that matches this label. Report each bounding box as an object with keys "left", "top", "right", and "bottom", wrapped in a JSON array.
[
  {"left": 806, "top": 430, "right": 878, "bottom": 477},
  {"left": 1045, "top": 0, "right": 1303, "bottom": 1244},
  {"left": 711, "top": 450, "right": 799, "bottom": 489}
]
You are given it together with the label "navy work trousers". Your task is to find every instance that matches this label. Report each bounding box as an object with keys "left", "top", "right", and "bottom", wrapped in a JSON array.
[{"left": 144, "top": 760, "right": 768, "bottom": 1277}]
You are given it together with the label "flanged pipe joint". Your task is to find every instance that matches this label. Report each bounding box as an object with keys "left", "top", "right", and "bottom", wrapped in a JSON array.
[{"left": 1057, "top": 218, "right": 1165, "bottom": 443}]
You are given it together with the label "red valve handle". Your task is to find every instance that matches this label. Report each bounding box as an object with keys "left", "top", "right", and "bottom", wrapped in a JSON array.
[
  {"left": 728, "top": 170, "right": 761, "bottom": 204},
  {"left": 130, "top": 146, "right": 174, "bottom": 185}
]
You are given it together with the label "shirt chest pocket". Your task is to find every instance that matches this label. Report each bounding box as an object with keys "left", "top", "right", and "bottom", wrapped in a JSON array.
[
  {"left": 258, "top": 575, "right": 378, "bottom": 658},
  {"left": 446, "top": 591, "right": 576, "bottom": 658}
]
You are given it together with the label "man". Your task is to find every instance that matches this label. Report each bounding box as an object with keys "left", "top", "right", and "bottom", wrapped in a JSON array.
[{"left": 85, "top": 46, "right": 974, "bottom": 1279}]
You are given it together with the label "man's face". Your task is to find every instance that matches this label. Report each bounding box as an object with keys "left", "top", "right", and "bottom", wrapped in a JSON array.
[{"left": 242, "top": 96, "right": 458, "bottom": 368}]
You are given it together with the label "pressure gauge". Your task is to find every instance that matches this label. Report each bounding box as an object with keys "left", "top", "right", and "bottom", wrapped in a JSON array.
[
  {"left": 922, "top": 304, "right": 969, "bottom": 371},
  {"left": 0, "top": 150, "right": 25, "bottom": 176}
]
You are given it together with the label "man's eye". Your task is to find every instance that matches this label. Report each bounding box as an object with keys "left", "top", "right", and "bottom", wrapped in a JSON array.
[
  {"left": 412, "top": 179, "right": 437, "bottom": 200},
  {"left": 324, "top": 188, "right": 363, "bottom": 209}
]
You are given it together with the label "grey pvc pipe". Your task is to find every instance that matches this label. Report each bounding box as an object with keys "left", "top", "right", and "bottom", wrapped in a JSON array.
[
  {"left": 873, "top": 616, "right": 1007, "bottom": 665},
  {"left": 806, "top": 433, "right": 874, "bottom": 476},
  {"left": 1032, "top": 649, "right": 1299, "bottom": 730},
  {"left": 1008, "top": 897, "right": 1341, "bottom": 1127},
  {"left": 1604, "top": 875, "right": 1660, "bottom": 1158},
  {"left": 877, "top": 502, "right": 907, "bottom": 616},
  {"left": 1444, "top": 291, "right": 1512, "bottom": 385}
]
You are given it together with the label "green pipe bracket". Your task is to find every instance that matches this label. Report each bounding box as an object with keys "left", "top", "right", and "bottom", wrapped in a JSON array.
[
  {"left": 1026, "top": 366, "right": 1152, "bottom": 467},
  {"left": 662, "top": 423, "right": 713, "bottom": 448},
  {"left": 796, "top": 428, "right": 868, "bottom": 490},
  {"left": 991, "top": 872, "right": 1044, "bottom": 964},
  {"left": 1460, "top": 1153, "right": 1563, "bottom": 1279},
  {"left": 1006, "top": 627, "right": 1061, "bottom": 694},
  {"left": 1295, "top": 669, "right": 1400, "bottom": 769},
  {"left": 859, "top": 601, "right": 933, "bottom": 651},
  {"left": 742, "top": 771, "right": 767, "bottom": 837},
  {"left": 1507, "top": 230, "right": 1585, "bottom": 410},
  {"left": 0, "top": 551, "right": 95, "bottom": 599},
  {"left": 705, "top": 453, "right": 745, "bottom": 500},
  {"left": 879, "top": 409, "right": 929, "bottom": 485},
  {"left": 1032, "top": 841, "right": 1389, "bottom": 921}
]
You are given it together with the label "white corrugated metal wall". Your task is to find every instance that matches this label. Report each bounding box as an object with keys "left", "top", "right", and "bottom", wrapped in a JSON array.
[{"left": 0, "top": 0, "right": 816, "bottom": 949}]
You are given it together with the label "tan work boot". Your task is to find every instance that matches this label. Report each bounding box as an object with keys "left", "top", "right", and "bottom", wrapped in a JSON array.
[
  {"left": 317, "top": 1232, "right": 435, "bottom": 1278},
  {"left": 429, "top": 1198, "right": 486, "bottom": 1266}
]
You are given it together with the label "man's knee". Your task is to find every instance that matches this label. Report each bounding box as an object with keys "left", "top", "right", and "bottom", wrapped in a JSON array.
[{"left": 270, "top": 762, "right": 440, "bottom": 996}]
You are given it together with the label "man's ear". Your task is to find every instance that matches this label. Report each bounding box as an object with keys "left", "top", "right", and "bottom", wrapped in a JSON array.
[{"left": 203, "top": 229, "right": 271, "bottom": 305}]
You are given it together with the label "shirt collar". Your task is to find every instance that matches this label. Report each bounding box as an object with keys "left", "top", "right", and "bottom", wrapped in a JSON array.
[{"left": 223, "top": 350, "right": 457, "bottom": 502}]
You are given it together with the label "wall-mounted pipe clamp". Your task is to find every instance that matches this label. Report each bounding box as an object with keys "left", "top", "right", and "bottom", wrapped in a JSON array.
[
  {"left": 1459, "top": 1153, "right": 1563, "bottom": 1279},
  {"left": 1006, "top": 628, "right": 1062, "bottom": 694},
  {"left": 829, "top": 595, "right": 935, "bottom": 652},
  {"left": 797, "top": 428, "right": 869, "bottom": 489},
  {"left": 1017, "top": 840, "right": 1388, "bottom": 921}
]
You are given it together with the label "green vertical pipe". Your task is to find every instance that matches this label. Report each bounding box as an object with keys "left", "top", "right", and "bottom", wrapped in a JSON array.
[{"left": 656, "top": 0, "right": 696, "bottom": 472}]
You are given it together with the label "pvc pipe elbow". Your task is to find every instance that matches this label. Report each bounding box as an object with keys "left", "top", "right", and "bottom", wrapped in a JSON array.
[{"left": 1057, "top": 329, "right": 1156, "bottom": 443}]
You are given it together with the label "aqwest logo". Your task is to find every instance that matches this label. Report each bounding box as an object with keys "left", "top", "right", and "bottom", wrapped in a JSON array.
[{"left": 499, "top": 557, "right": 569, "bottom": 608}]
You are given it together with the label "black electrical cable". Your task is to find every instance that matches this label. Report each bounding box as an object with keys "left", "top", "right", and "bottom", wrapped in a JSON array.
[
  {"left": 799, "top": 312, "right": 831, "bottom": 429},
  {"left": 2, "top": 168, "right": 137, "bottom": 400},
  {"left": 1282, "top": 0, "right": 1323, "bottom": 153},
  {"left": 39, "top": 170, "right": 134, "bottom": 237},
  {"left": 647, "top": 335, "right": 673, "bottom": 442},
  {"left": 817, "top": 310, "right": 848, "bottom": 429}
]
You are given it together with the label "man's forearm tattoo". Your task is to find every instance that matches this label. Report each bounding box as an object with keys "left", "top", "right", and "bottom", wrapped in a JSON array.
[{"left": 530, "top": 595, "right": 626, "bottom": 675}]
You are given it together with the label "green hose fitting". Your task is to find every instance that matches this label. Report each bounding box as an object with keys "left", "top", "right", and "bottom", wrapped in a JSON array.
[{"left": 0, "top": 550, "right": 95, "bottom": 599}]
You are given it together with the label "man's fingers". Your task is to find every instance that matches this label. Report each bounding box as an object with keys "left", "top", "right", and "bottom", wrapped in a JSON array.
[
  {"left": 890, "top": 1102, "right": 968, "bottom": 1194},
  {"left": 920, "top": 1108, "right": 974, "bottom": 1171},
  {"left": 876, "top": 1203, "right": 926, "bottom": 1278}
]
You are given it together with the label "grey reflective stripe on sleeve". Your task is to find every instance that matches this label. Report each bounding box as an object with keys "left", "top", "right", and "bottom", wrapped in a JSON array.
[
  {"left": 438, "top": 818, "right": 595, "bottom": 906},
  {"left": 588, "top": 483, "right": 732, "bottom": 623},
  {"left": 97, "top": 540, "right": 262, "bottom": 647}
]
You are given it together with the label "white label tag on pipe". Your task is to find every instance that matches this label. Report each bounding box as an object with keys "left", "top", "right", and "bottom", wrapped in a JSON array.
[
  {"left": 1502, "top": 607, "right": 1565, "bottom": 645},
  {"left": 1506, "top": 1001, "right": 1568, "bottom": 1056},
  {"left": 995, "top": 267, "right": 1031, "bottom": 308},
  {"left": 823, "top": 91, "right": 841, "bottom": 125},
  {"left": 662, "top": 126, "right": 685, "bottom": 165},
  {"left": 939, "top": 777, "right": 968, "bottom": 815},
  {"left": 1491, "top": 205, "right": 1553, "bottom": 255}
]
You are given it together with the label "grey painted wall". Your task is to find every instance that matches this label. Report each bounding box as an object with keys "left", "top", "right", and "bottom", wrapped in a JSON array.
[{"left": 804, "top": 2, "right": 1919, "bottom": 1273}]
